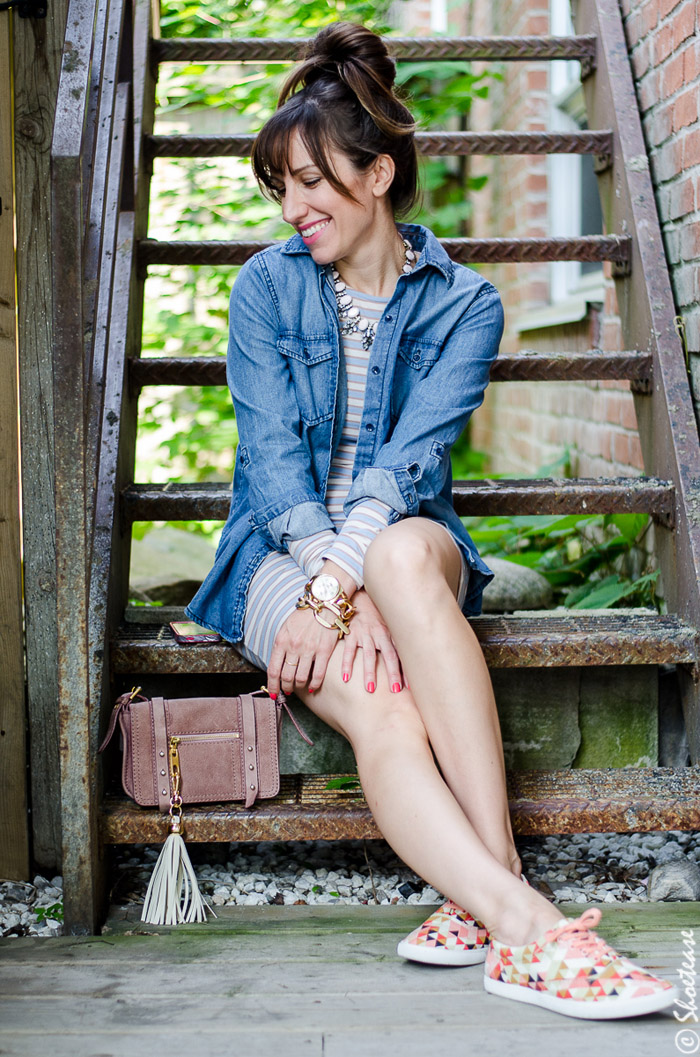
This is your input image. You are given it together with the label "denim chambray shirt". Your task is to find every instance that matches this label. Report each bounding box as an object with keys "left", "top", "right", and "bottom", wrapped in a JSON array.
[{"left": 185, "top": 223, "right": 504, "bottom": 643}]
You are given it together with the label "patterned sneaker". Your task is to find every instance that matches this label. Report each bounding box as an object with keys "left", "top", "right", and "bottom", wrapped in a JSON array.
[
  {"left": 484, "top": 907, "right": 677, "bottom": 1019},
  {"left": 396, "top": 900, "right": 490, "bottom": 966}
]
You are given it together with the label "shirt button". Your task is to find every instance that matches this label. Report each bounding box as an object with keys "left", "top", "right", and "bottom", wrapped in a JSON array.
[
  {"left": 385, "top": 315, "right": 393, "bottom": 322},
  {"left": 371, "top": 366, "right": 380, "bottom": 375},
  {"left": 366, "top": 423, "right": 374, "bottom": 432}
]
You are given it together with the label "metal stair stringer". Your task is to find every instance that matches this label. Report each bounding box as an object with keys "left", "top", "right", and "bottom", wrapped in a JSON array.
[{"left": 573, "top": 0, "right": 700, "bottom": 759}]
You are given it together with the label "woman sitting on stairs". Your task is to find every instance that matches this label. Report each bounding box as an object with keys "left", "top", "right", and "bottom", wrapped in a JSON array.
[{"left": 187, "top": 20, "right": 676, "bottom": 1021}]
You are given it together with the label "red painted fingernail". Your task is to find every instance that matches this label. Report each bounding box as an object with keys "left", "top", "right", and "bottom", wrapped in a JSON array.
[
  {"left": 342, "top": 673, "right": 349, "bottom": 683},
  {"left": 269, "top": 692, "right": 277, "bottom": 700},
  {"left": 392, "top": 682, "right": 401, "bottom": 693},
  {"left": 367, "top": 682, "right": 375, "bottom": 693}
]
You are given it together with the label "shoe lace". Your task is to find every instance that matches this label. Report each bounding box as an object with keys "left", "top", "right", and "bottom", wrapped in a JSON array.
[{"left": 545, "top": 908, "right": 613, "bottom": 959}]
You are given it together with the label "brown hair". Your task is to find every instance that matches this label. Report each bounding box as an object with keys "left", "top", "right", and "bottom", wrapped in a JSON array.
[{"left": 251, "top": 22, "right": 419, "bottom": 217}]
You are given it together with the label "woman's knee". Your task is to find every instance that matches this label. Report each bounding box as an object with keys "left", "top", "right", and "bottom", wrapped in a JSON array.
[
  {"left": 364, "top": 520, "right": 452, "bottom": 599},
  {"left": 365, "top": 521, "right": 439, "bottom": 588}
]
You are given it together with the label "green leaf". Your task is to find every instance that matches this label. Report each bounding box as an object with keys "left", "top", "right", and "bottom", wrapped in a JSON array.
[
  {"left": 325, "top": 776, "right": 362, "bottom": 791},
  {"left": 570, "top": 571, "right": 659, "bottom": 609},
  {"left": 35, "top": 901, "right": 64, "bottom": 925},
  {"left": 608, "top": 513, "right": 649, "bottom": 541}
]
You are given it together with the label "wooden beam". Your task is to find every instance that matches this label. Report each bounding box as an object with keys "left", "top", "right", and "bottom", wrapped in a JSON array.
[
  {"left": 13, "top": 0, "right": 71, "bottom": 869},
  {"left": 0, "top": 11, "right": 30, "bottom": 881}
]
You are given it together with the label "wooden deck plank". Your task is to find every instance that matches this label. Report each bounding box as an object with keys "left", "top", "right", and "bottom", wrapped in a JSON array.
[
  {"left": 0, "top": 905, "right": 689, "bottom": 1057},
  {"left": 0, "top": 16, "right": 30, "bottom": 880}
]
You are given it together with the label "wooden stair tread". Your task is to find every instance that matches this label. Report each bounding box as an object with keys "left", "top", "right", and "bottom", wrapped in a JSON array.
[
  {"left": 153, "top": 34, "right": 598, "bottom": 65},
  {"left": 139, "top": 234, "right": 631, "bottom": 269},
  {"left": 121, "top": 477, "right": 675, "bottom": 522},
  {"left": 129, "top": 350, "right": 653, "bottom": 387},
  {"left": 146, "top": 130, "right": 613, "bottom": 159},
  {"left": 101, "top": 767, "right": 700, "bottom": 841},
  {"left": 111, "top": 612, "right": 698, "bottom": 672}
]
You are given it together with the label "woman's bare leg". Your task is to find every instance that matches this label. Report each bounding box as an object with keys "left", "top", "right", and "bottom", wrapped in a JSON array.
[
  {"left": 363, "top": 518, "right": 520, "bottom": 875},
  {"left": 295, "top": 647, "right": 561, "bottom": 945}
]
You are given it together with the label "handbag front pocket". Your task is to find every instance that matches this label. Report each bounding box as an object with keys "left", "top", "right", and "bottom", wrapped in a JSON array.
[{"left": 174, "top": 732, "right": 244, "bottom": 803}]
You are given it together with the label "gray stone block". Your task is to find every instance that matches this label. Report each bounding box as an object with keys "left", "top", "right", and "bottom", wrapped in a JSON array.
[
  {"left": 648, "top": 859, "right": 700, "bottom": 902},
  {"left": 280, "top": 701, "right": 356, "bottom": 774},
  {"left": 279, "top": 664, "right": 658, "bottom": 775},
  {"left": 492, "top": 668, "right": 581, "bottom": 770},
  {"left": 573, "top": 666, "right": 658, "bottom": 768}
]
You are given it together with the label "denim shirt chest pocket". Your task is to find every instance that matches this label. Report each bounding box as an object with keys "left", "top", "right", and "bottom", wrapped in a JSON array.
[
  {"left": 278, "top": 333, "right": 336, "bottom": 427},
  {"left": 390, "top": 335, "right": 441, "bottom": 420}
]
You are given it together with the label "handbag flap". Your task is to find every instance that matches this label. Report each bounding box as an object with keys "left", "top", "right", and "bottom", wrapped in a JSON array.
[{"left": 115, "top": 693, "right": 282, "bottom": 808}]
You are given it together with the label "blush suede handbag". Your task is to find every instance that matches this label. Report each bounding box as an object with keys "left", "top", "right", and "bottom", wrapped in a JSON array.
[
  {"left": 99, "top": 686, "right": 311, "bottom": 811},
  {"left": 99, "top": 686, "right": 312, "bottom": 925}
]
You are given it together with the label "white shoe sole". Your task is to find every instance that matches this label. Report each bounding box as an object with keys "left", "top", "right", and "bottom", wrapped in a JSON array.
[
  {"left": 484, "top": 975, "right": 678, "bottom": 1019},
  {"left": 397, "top": 938, "right": 487, "bottom": 966}
]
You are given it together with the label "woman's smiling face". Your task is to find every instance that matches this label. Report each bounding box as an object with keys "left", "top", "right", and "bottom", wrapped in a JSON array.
[{"left": 274, "top": 131, "right": 394, "bottom": 267}]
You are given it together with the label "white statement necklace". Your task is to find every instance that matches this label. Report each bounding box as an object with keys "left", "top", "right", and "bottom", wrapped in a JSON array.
[{"left": 331, "top": 237, "right": 417, "bottom": 351}]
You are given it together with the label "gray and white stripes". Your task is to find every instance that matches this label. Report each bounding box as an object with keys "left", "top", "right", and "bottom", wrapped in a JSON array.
[{"left": 238, "top": 289, "right": 391, "bottom": 668}]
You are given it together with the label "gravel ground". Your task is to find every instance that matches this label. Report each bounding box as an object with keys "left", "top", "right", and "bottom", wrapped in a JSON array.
[{"left": 3, "top": 829, "right": 699, "bottom": 937}]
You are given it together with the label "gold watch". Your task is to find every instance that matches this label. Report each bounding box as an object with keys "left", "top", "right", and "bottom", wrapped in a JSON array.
[{"left": 296, "top": 574, "right": 356, "bottom": 638}]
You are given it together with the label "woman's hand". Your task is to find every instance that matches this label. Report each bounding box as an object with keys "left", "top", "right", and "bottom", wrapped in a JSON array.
[
  {"left": 267, "top": 606, "right": 341, "bottom": 697},
  {"left": 267, "top": 588, "right": 404, "bottom": 697},
  {"left": 339, "top": 588, "right": 404, "bottom": 694}
]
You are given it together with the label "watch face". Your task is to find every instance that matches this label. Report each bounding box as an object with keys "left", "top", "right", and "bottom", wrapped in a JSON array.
[{"left": 312, "top": 574, "right": 340, "bottom": 602}]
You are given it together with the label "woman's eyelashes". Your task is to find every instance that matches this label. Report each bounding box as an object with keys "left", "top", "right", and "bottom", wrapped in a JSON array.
[{"left": 272, "top": 176, "right": 323, "bottom": 197}]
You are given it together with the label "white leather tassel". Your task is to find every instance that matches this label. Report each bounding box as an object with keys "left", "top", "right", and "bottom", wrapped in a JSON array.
[{"left": 141, "top": 827, "right": 212, "bottom": 926}]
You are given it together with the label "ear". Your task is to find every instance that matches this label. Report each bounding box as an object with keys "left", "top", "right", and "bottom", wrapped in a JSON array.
[{"left": 370, "top": 153, "right": 396, "bottom": 198}]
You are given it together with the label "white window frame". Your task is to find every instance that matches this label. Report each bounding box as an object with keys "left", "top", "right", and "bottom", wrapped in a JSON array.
[{"left": 516, "top": 0, "right": 605, "bottom": 332}]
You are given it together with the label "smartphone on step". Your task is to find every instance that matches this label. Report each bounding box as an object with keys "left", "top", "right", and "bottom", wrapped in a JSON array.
[{"left": 169, "top": 621, "right": 222, "bottom": 645}]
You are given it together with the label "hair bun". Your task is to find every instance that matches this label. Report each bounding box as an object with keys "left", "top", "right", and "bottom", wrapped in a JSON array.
[
  {"left": 281, "top": 22, "right": 413, "bottom": 139},
  {"left": 305, "top": 22, "right": 396, "bottom": 92}
]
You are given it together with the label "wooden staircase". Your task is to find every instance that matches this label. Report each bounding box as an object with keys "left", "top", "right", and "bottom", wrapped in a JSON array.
[{"left": 50, "top": 0, "right": 700, "bottom": 932}]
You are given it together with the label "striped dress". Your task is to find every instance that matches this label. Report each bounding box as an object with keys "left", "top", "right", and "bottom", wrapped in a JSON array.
[{"left": 237, "top": 287, "right": 468, "bottom": 670}]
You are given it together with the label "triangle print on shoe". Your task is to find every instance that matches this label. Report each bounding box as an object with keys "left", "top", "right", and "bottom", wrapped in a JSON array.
[
  {"left": 484, "top": 907, "right": 677, "bottom": 1019},
  {"left": 397, "top": 900, "right": 490, "bottom": 967}
]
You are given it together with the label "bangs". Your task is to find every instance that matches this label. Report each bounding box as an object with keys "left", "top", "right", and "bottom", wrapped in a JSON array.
[{"left": 251, "top": 102, "right": 369, "bottom": 206}]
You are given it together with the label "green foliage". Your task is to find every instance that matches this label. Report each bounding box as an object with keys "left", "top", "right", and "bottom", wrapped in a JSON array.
[
  {"left": 464, "top": 512, "right": 659, "bottom": 610},
  {"left": 35, "top": 902, "right": 64, "bottom": 925},
  {"left": 325, "top": 775, "right": 363, "bottom": 791}
]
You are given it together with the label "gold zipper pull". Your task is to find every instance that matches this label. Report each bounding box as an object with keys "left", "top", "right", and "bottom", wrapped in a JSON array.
[{"left": 169, "top": 736, "right": 182, "bottom": 799}]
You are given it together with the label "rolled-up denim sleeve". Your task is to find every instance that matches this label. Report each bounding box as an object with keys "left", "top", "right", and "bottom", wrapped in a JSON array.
[
  {"left": 344, "top": 283, "right": 503, "bottom": 516},
  {"left": 227, "top": 257, "right": 334, "bottom": 548}
]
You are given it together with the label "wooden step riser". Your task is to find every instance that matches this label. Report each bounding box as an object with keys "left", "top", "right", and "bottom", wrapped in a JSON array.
[
  {"left": 153, "top": 35, "right": 598, "bottom": 69},
  {"left": 121, "top": 478, "right": 675, "bottom": 525},
  {"left": 146, "top": 130, "right": 613, "bottom": 162},
  {"left": 100, "top": 767, "right": 700, "bottom": 841},
  {"left": 139, "top": 235, "right": 631, "bottom": 271},
  {"left": 112, "top": 614, "right": 698, "bottom": 673},
  {"left": 129, "top": 351, "right": 653, "bottom": 389}
]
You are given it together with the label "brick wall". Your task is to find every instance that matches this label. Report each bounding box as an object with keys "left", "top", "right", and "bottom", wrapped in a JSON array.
[
  {"left": 455, "top": 0, "right": 695, "bottom": 479},
  {"left": 619, "top": 0, "right": 700, "bottom": 395}
]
